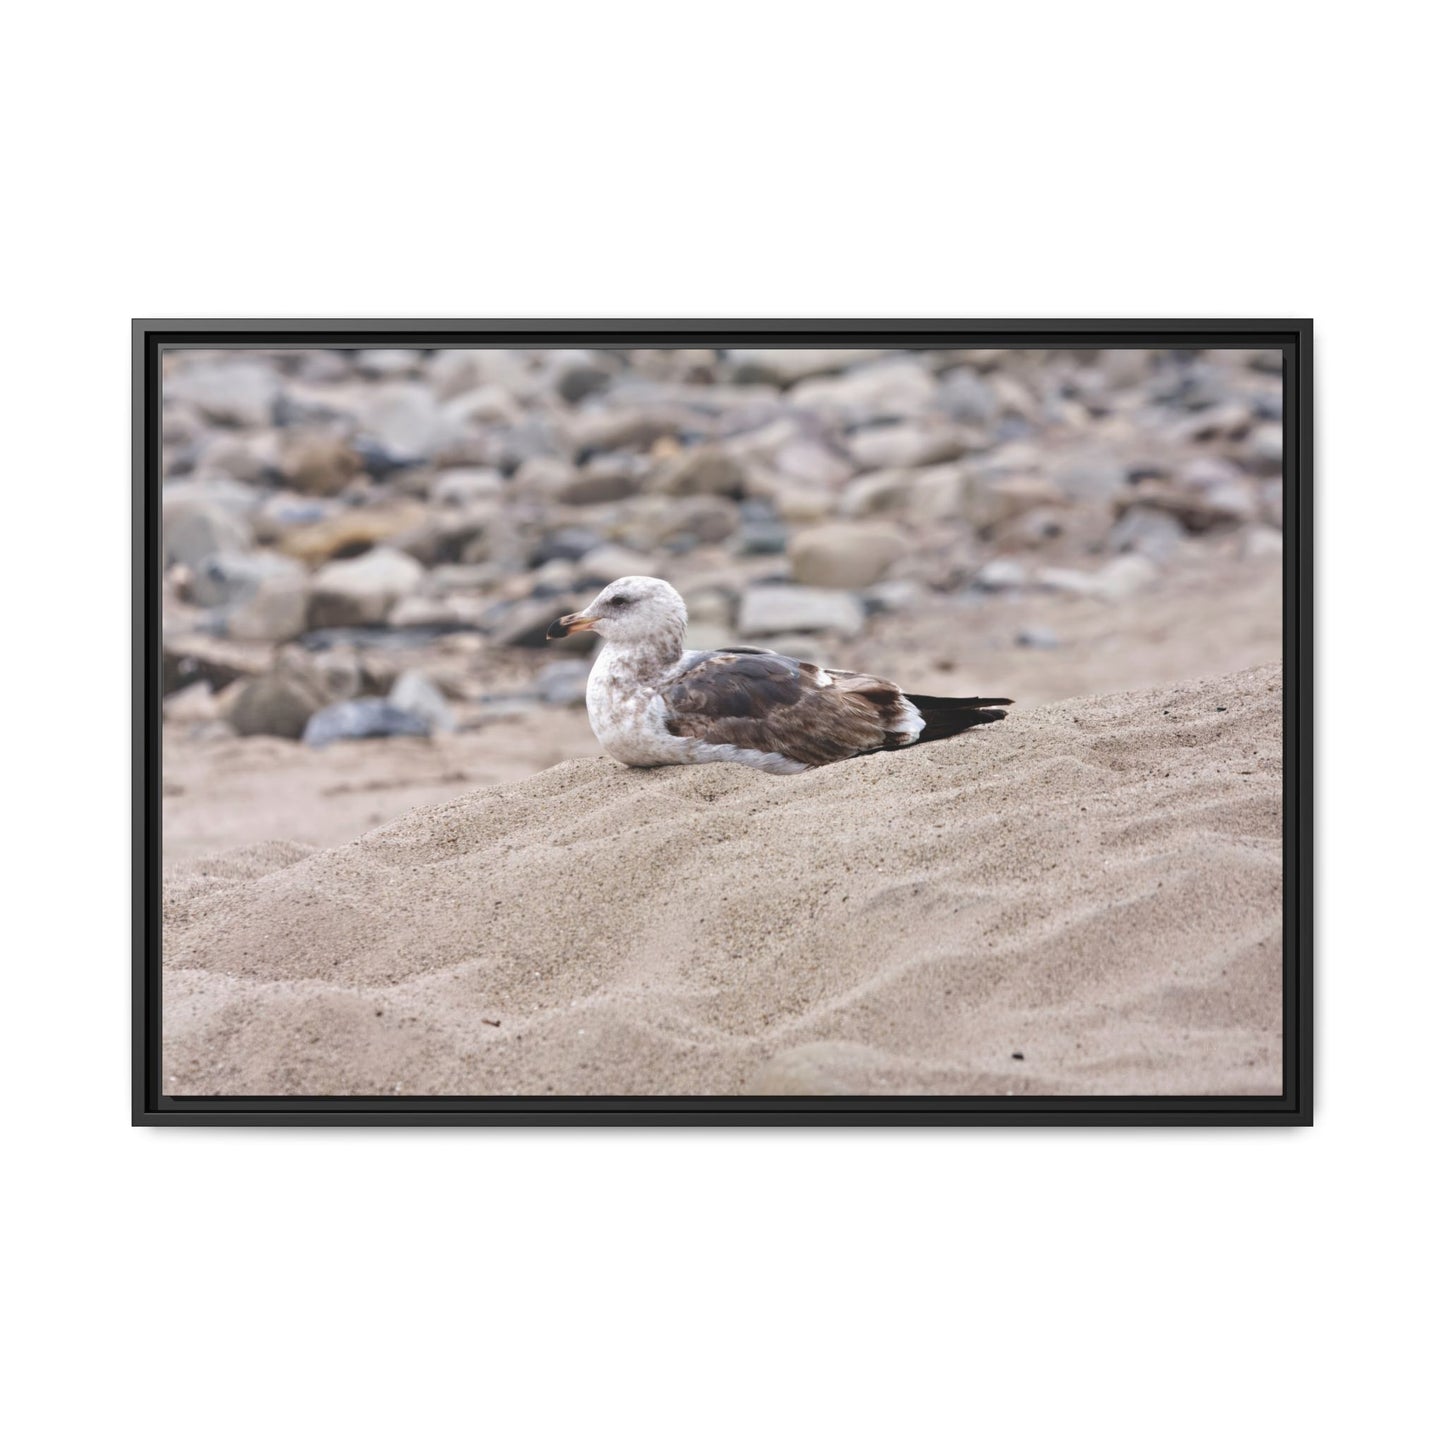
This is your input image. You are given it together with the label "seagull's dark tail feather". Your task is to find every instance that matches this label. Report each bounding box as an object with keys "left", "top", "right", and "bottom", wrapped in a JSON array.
[
  {"left": 905, "top": 693, "right": 1013, "bottom": 710},
  {"left": 906, "top": 693, "right": 1012, "bottom": 743}
]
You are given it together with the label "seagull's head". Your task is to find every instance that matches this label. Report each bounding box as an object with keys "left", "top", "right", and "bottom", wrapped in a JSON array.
[{"left": 546, "top": 576, "right": 688, "bottom": 647}]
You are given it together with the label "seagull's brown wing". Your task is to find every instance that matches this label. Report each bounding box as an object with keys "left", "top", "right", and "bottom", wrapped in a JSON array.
[{"left": 661, "top": 650, "right": 921, "bottom": 767}]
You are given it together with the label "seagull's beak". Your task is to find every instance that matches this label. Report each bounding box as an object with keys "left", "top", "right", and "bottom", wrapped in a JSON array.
[{"left": 545, "top": 611, "right": 597, "bottom": 641}]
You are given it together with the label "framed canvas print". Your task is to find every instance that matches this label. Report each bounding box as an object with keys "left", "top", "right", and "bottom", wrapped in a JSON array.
[{"left": 134, "top": 320, "right": 1311, "bottom": 1125}]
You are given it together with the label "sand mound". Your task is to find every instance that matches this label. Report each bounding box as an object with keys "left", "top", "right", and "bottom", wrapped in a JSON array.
[{"left": 163, "top": 665, "right": 1283, "bottom": 1097}]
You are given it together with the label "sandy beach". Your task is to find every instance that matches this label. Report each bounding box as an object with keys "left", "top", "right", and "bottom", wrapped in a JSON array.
[{"left": 163, "top": 663, "right": 1282, "bottom": 1097}]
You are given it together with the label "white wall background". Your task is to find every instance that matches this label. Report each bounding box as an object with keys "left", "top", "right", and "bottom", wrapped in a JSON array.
[{"left": 5, "top": 2, "right": 1438, "bottom": 1440}]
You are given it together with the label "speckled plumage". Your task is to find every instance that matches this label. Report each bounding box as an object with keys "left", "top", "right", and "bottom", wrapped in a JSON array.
[{"left": 547, "top": 576, "right": 1011, "bottom": 774}]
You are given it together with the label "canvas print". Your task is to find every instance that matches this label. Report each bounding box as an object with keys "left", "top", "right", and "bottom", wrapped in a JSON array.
[{"left": 157, "top": 341, "right": 1288, "bottom": 1100}]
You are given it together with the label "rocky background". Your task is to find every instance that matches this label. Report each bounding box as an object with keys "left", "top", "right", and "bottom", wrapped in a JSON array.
[{"left": 161, "top": 346, "right": 1285, "bottom": 859}]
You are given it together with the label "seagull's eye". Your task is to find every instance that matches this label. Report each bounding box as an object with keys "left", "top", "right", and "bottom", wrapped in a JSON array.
[{"left": 610, "top": 595, "right": 632, "bottom": 609}]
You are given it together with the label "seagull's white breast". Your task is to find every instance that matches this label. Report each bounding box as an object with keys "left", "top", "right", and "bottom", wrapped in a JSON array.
[{"left": 585, "top": 660, "right": 690, "bottom": 767}]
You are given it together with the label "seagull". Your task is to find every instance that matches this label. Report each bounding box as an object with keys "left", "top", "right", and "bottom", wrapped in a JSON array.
[{"left": 546, "top": 576, "right": 1011, "bottom": 775}]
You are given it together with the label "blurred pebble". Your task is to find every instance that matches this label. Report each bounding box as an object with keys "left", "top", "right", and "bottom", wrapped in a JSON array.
[
  {"left": 1015, "top": 626, "right": 1060, "bottom": 650},
  {"left": 1109, "top": 506, "right": 1186, "bottom": 564},
  {"left": 788, "top": 522, "right": 906, "bottom": 589},
  {"left": 1240, "top": 526, "right": 1285, "bottom": 560},
  {"left": 973, "top": 558, "right": 1029, "bottom": 592},
  {"left": 303, "top": 699, "right": 432, "bottom": 748},
  {"left": 738, "top": 585, "right": 865, "bottom": 639},
  {"left": 533, "top": 659, "right": 593, "bottom": 706},
  {"left": 388, "top": 670, "right": 456, "bottom": 732}
]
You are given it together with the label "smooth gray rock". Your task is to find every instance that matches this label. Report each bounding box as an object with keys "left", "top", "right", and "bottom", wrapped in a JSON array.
[
  {"left": 973, "top": 558, "right": 1028, "bottom": 592},
  {"left": 669, "top": 495, "right": 740, "bottom": 545},
  {"left": 1109, "top": 506, "right": 1186, "bottom": 565},
  {"left": 1243, "top": 423, "right": 1284, "bottom": 471},
  {"left": 1039, "top": 556, "right": 1158, "bottom": 601},
  {"left": 163, "top": 476, "right": 265, "bottom": 518},
  {"left": 790, "top": 357, "right": 936, "bottom": 420},
  {"left": 443, "top": 384, "right": 523, "bottom": 430},
  {"left": 936, "top": 367, "right": 999, "bottom": 425},
  {"left": 511, "top": 456, "right": 579, "bottom": 499},
  {"left": 839, "top": 468, "right": 915, "bottom": 518},
  {"left": 551, "top": 351, "right": 616, "bottom": 403},
  {"left": 572, "top": 407, "right": 683, "bottom": 455},
  {"left": 531, "top": 527, "right": 604, "bottom": 566},
  {"left": 863, "top": 578, "right": 927, "bottom": 614},
  {"left": 188, "top": 549, "right": 304, "bottom": 608},
  {"left": 649, "top": 447, "right": 749, "bottom": 497},
  {"left": 533, "top": 659, "right": 593, "bottom": 706},
  {"left": 557, "top": 456, "right": 647, "bottom": 505},
  {"left": 1016, "top": 625, "right": 1060, "bottom": 649},
  {"left": 432, "top": 468, "right": 505, "bottom": 508},
  {"left": 576, "top": 544, "right": 658, "bottom": 585},
  {"left": 167, "top": 361, "right": 279, "bottom": 428},
  {"left": 360, "top": 383, "right": 451, "bottom": 460},
  {"left": 682, "top": 624, "right": 732, "bottom": 653},
  {"left": 1240, "top": 526, "right": 1284, "bottom": 560},
  {"left": 388, "top": 670, "right": 456, "bottom": 732},
  {"left": 1037, "top": 566, "right": 1102, "bottom": 597},
  {"left": 226, "top": 576, "right": 310, "bottom": 643},
  {"left": 848, "top": 422, "right": 970, "bottom": 470},
  {"left": 163, "top": 500, "right": 254, "bottom": 568},
  {"left": 186, "top": 550, "right": 310, "bottom": 643},
  {"left": 772, "top": 438, "right": 855, "bottom": 489},
  {"left": 302, "top": 699, "right": 432, "bottom": 747},
  {"left": 197, "top": 431, "right": 281, "bottom": 484},
  {"left": 736, "top": 515, "right": 790, "bottom": 555},
  {"left": 1093, "top": 555, "right": 1160, "bottom": 600},
  {"left": 277, "top": 433, "right": 361, "bottom": 496},
  {"left": 1199, "top": 480, "right": 1259, "bottom": 526},
  {"left": 308, "top": 547, "right": 424, "bottom": 629},
  {"left": 229, "top": 670, "right": 330, "bottom": 739},
  {"left": 738, "top": 585, "right": 866, "bottom": 638},
  {"left": 477, "top": 418, "right": 568, "bottom": 473},
  {"left": 788, "top": 523, "right": 905, "bottom": 589},
  {"left": 681, "top": 587, "right": 735, "bottom": 629},
  {"left": 1053, "top": 457, "right": 1128, "bottom": 503},
  {"left": 1181, "top": 455, "right": 1245, "bottom": 491}
]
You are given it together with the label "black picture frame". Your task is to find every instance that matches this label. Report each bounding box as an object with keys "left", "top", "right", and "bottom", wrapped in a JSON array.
[{"left": 135, "top": 319, "right": 1312, "bottom": 1126}]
